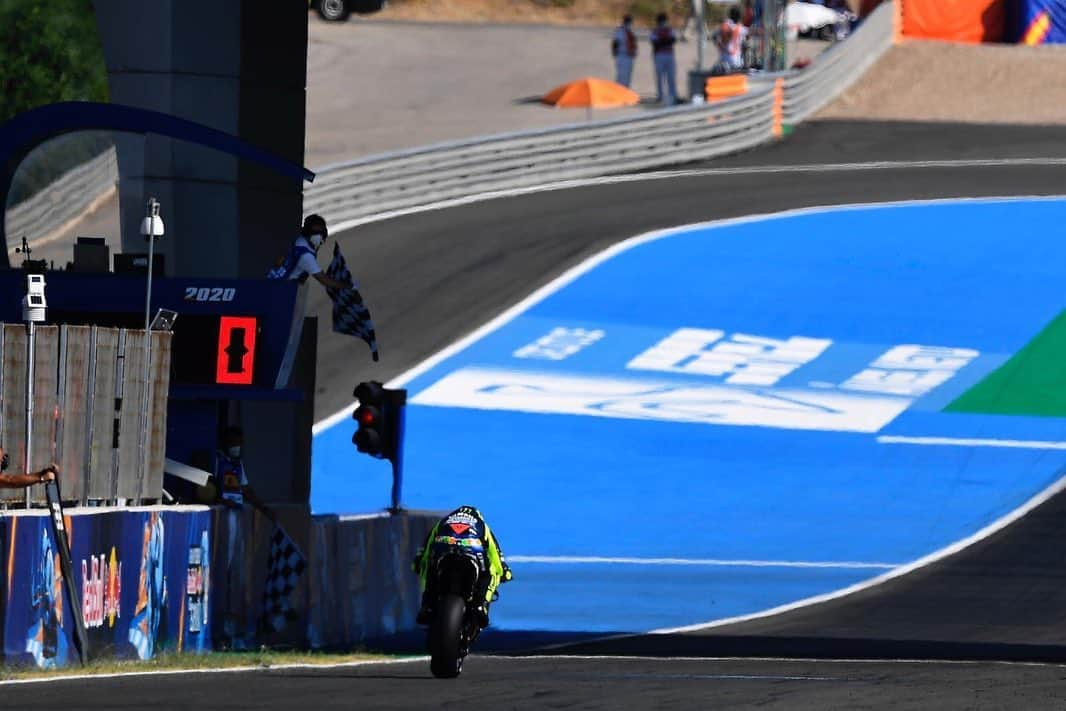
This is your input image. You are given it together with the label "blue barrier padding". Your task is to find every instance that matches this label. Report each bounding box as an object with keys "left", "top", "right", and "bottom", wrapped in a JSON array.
[
  {"left": 1018, "top": 0, "right": 1066, "bottom": 42},
  {"left": 2, "top": 507, "right": 219, "bottom": 668}
]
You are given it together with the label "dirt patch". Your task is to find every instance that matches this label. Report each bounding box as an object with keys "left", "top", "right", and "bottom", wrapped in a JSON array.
[
  {"left": 361, "top": 0, "right": 864, "bottom": 27},
  {"left": 365, "top": 0, "right": 686, "bottom": 28},
  {"left": 818, "top": 40, "right": 1066, "bottom": 125}
]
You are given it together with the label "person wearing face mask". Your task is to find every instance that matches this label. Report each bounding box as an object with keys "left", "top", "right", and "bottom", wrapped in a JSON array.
[
  {"left": 266, "top": 214, "right": 349, "bottom": 291},
  {"left": 212, "top": 425, "right": 274, "bottom": 649}
]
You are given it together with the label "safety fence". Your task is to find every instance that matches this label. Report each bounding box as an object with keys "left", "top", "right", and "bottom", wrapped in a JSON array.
[
  {"left": 304, "top": 1, "right": 895, "bottom": 225},
  {"left": 0, "top": 323, "right": 171, "bottom": 506}
]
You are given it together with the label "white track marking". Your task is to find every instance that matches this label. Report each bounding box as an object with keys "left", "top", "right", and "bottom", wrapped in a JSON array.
[
  {"left": 0, "top": 656, "right": 428, "bottom": 687},
  {"left": 507, "top": 555, "right": 896, "bottom": 570},
  {"left": 325, "top": 159, "right": 1066, "bottom": 235},
  {"left": 879, "top": 435, "right": 1066, "bottom": 450},
  {"left": 313, "top": 194, "right": 1066, "bottom": 434},
  {"left": 489, "top": 654, "right": 1066, "bottom": 668}
]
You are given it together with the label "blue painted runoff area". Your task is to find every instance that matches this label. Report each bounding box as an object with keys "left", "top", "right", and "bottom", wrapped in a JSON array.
[{"left": 313, "top": 198, "right": 1066, "bottom": 635}]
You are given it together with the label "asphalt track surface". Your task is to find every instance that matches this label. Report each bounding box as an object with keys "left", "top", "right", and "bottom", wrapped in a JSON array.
[
  {"left": 5, "top": 656, "right": 1066, "bottom": 710},
  {"left": 78, "top": 119, "right": 1066, "bottom": 708}
]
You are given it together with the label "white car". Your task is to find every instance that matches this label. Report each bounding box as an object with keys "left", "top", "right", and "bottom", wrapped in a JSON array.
[{"left": 786, "top": 1, "right": 851, "bottom": 40}]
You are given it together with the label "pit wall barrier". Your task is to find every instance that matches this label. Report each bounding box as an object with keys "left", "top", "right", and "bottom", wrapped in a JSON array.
[
  {"left": 2, "top": 506, "right": 220, "bottom": 668},
  {"left": 0, "top": 504, "right": 436, "bottom": 668},
  {"left": 306, "top": 512, "right": 438, "bottom": 650},
  {"left": 0, "top": 504, "right": 311, "bottom": 669}
]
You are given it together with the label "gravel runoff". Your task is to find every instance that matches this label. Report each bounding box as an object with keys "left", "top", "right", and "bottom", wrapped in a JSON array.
[{"left": 818, "top": 39, "right": 1066, "bottom": 125}]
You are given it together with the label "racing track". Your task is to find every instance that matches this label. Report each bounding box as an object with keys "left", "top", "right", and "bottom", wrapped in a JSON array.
[{"left": 38, "top": 119, "right": 1066, "bottom": 708}]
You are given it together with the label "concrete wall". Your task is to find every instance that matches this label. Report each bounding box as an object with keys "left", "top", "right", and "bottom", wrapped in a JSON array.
[
  {"left": 307, "top": 512, "right": 439, "bottom": 649},
  {"left": 91, "top": 0, "right": 308, "bottom": 280},
  {"left": 90, "top": 0, "right": 312, "bottom": 509}
]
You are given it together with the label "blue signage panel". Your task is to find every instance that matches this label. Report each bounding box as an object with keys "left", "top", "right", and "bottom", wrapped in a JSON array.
[{"left": 0, "top": 272, "right": 301, "bottom": 391}]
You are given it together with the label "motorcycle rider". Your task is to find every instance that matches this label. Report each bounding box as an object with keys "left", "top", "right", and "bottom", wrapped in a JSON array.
[{"left": 413, "top": 505, "right": 513, "bottom": 628}]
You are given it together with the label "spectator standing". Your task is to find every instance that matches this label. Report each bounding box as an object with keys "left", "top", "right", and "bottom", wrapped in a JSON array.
[
  {"left": 650, "top": 13, "right": 678, "bottom": 106},
  {"left": 211, "top": 425, "right": 275, "bottom": 649},
  {"left": 611, "top": 15, "right": 638, "bottom": 87},
  {"left": 714, "top": 7, "right": 749, "bottom": 74}
]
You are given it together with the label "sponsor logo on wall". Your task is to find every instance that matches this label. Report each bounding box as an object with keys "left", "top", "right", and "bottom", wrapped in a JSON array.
[
  {"left": 82, "top": 548, "right": 122, "bottom": 629},
  {"left": 185, "top": 531, "right": 210, "bottom": 636}
]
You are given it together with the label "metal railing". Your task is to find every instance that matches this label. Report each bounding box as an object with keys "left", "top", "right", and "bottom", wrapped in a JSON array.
[
  {"left": 305, "top": 88, "right": 776, "bottom": 222},
  {"left": 782, "top": 3, "right": 895, "bottom": 124},
  {"left": 306, "top": 2, "right": 894, "bottom": 224},
  {"left": 6, "top": 3, "right": 894, "bottom": 244}
]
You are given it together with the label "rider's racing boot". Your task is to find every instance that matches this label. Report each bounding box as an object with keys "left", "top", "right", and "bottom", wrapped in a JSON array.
[
  {"left": 474, "top": 602, "right": 490, "bottom": 628},
  {"left": 416, "top": 592, "right": 433, "bottom": 625}
]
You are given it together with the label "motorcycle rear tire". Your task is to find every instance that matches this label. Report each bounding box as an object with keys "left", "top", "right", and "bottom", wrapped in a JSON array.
[{"left": 429, "top": 593, "right": 466, "bottom": 679}]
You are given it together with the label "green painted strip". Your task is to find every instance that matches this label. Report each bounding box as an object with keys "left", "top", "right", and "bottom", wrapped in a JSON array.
[{"left": 946, "top": 309, "right": 1066, "bottom": 417}]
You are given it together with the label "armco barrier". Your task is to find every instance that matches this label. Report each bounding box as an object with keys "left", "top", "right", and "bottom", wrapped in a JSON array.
[
  {"left": 307, "top": 511, "right": 437, "bottom": 649},
  {"left": 304, "top": 1, "right": 894, "bottom": 226},
  {"left": 782, "top": 1, "right": 895, "bottom": 124},
  {"left": 7, "top": 3, "right": 894, "bottom": 247}
]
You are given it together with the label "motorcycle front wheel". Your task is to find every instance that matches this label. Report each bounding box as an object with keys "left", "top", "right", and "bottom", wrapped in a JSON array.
[{"left": 429, "top": 593, "right": 466, "bottom": 678}]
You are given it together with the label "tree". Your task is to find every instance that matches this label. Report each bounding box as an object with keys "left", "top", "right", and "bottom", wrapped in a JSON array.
[{"left": 0, "top": 0, "right": 109, "bottom": 124}]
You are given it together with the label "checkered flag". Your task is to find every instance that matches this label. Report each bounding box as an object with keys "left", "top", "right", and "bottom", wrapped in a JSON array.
[
  {"left": 325, "top": 243, "right": 379, "bottom": 362},
  {"left": 259, "top": 525, "right": 307, "bottom": 634}
]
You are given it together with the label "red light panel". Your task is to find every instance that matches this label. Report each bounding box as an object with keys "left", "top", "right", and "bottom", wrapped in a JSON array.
[{"left": 215, "top": 316, "right": 258, "bottom": 385}]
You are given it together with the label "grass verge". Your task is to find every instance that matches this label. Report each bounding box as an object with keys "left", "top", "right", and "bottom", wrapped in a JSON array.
[{"left": 0, "top": 649, "right": 412, "bottom": 682}]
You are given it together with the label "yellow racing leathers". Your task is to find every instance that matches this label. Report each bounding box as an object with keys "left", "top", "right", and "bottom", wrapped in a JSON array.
[{"left": 413, "top": 506, "right": 512, "bottom": 626}]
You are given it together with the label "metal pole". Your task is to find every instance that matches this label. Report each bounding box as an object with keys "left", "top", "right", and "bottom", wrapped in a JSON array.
[
  {"left": 388, "top": 389, "right": 407, "bottom": 513},
  {"left": 138, "top": 198, "right": 157, "bottom": 503},
  {"left": 763, "top": 0, "right": 774, "bottom": 72},
  {"left": 25, "top": 321, "right": 35, "bottom": 509},
  {"left": 696, "top": 0, "right": 706, "bottom": 72}
]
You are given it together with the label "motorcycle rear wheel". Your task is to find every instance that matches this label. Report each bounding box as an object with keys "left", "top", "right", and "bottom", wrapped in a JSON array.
[{"left": 429, "top": 593, "right": 466, "bottom": 679}]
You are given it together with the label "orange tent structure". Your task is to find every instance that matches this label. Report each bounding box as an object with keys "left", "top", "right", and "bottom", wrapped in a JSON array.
[{"left": 542, "top": 77, "right": 640, "bottom": 109}]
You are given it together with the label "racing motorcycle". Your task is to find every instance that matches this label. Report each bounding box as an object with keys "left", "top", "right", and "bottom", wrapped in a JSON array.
[{"left": 426, "top": 550, "right": 485, "bottom": 679}]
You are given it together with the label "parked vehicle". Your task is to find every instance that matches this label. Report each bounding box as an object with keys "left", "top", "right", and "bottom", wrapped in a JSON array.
[
  {"left": 311, "top": 0, "right": 387, "bottom": 23},
  {"left": 787, "top": 1, "right": 852, "bottom": 40}
]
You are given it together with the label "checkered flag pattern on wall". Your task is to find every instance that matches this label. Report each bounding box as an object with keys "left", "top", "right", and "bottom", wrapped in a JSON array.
[
  {"left": 260, "top": 525, "right": 307, "bottom": 634},
  {"left": 325, "top": 243, "right": 379, "bottom": 362}
]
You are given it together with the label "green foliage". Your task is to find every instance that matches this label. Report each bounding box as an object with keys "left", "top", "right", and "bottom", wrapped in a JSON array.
[
  {"left": 0, "top": 0, "right": 109, "bottom": 124},
  {"left": 9, "top": 131, "right": 113, "bottom": 207}
]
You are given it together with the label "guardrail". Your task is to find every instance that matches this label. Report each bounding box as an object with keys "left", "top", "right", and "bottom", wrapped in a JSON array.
[
  {"left": 306, "top": 1, "right": 894, "bottom": 225},
  {"left": 5, "top": 2, "right": 893, "bottom": 244},
  {"left": 782, "top": 2, "right": 894, "bottom": 124},
  {"left": 5, "top": 148, "right": 118, "bottom": 252}
]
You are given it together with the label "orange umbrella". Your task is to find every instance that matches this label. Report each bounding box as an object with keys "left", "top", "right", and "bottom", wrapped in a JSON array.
[{"left": 542, "top": 77, "right": 640, "bottom": 109}]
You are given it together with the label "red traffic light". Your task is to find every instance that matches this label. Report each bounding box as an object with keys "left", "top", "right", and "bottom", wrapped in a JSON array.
[{"left": 355, "top": 404, "right": 380, "bottom": 427}]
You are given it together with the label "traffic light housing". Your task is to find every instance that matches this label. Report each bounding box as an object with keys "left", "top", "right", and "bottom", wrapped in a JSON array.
[{"left": 352, "top": 381, "right": 406, "bottom": 461}]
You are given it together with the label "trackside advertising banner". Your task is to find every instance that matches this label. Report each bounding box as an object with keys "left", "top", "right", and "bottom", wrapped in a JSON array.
[{"left": 1, "top": 507, "right": 221, "bottom": 668}]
